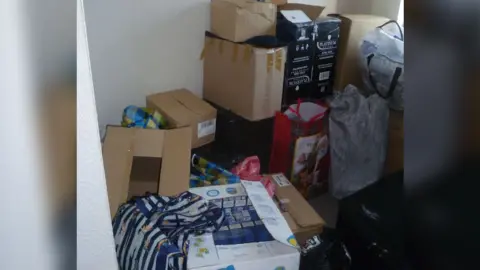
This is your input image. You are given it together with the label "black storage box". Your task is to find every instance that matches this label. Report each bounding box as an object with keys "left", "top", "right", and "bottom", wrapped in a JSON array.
[
  {"left": 277, "top": 10, "right": 315, "bottom": 106},
  {"left": 192, "top": 102, "right": 274, "bottom": 172},
  {"left": 336, "top": 171, "right": 404, "bottom": 270},
  {"left": 312, "top": 17, "right": 340, "bottom": 98},
  {"left": 277, "top": 10, "right": 340, "bottom": 105}
]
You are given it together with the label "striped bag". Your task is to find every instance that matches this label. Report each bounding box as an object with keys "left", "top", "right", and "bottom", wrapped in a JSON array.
[{"left": 112, "top": 192, "right": 225, "bottom": 270}]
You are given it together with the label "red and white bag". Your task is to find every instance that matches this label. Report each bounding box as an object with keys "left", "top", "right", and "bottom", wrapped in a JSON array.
[{"left": 269, "top": 101, "right": 330, "bottom": 199}]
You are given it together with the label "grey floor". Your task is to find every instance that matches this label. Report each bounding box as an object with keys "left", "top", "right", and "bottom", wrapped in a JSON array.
[{"left": 309, "top": 193, "right": 339, "bottom": 227}]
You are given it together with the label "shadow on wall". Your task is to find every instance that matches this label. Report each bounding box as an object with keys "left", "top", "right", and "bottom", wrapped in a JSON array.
[{"left": 83, "top": 0, "right": 210, "bottom": 138}]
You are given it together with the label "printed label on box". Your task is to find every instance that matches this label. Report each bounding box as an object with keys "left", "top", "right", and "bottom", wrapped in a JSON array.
[
  {"left": 271, "top": 174, "right": 291, "bottom": 187},
  {"left": 198, "top": 119, "right": 216, "bottom": 138}
]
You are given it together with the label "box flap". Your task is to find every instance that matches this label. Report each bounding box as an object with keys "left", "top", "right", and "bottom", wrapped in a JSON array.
[
  {"left": 169, "top": 89, "right": 216, "bottom": 117},
  {"left": 269, "top": 174, "right": 326, "bottom": 228},
  {"left": 279, "top": 4, "right": 325, "bottom": 20},
  {"left": 147, "top": 89, "right": 215, "bottom": 127},
  {"left": 158, "top": 127, "right": 192, "bottom": 196},
  {"left": 146, "top": 91, "right": 194, "bottom": 127},
  {"left": 103, "top": 126, "right": 192, "bottom": 217},
  {"left": 279, "top": 10, "right": 311, "bottom": 24},
  {"left": 131, "top": 128, "right": 164, "bottom": 157},
  {"left": 103, "top": 126, "right": 136, "bottom": 218}
]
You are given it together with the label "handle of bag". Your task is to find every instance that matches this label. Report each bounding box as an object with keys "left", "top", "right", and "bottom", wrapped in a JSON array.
[
  {"left": 366, "top": 54, "right": 402, "bottom": 100},
  {"left": 378, "top": 20, "right": 404, "bottom": 41},
  {"left": 286, "top": 98, "right": 327, "bottom": 123}
]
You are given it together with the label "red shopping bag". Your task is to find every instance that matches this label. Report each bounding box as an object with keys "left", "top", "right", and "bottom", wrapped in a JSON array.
[{"left": 269, "top": 101, "right": 330, "bottom": 199}]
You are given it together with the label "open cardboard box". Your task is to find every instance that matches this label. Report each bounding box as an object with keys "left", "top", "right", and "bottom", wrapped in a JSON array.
[
  {"left": 102, "top": 126, "right": 192, "bottom": 218},
  {"left": 267, "top": 174, "right": 326, "bottom": 245}
]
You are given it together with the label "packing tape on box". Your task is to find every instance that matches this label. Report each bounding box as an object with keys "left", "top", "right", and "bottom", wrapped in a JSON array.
[
  {"left": 218, "top": 39, "right": 224, "bottom": 54},
  {"left": 199, "top": 38, "right": 216, "bottom": 60},
  {"left": 275, "top": 49, "right": 283, "bottom": 71},
  {"left": 266, "top": 48, "right": 283, "bottom": 73},
  {"left": 243, "top": 46, "right": 252, "bottom": 62},
  {"left": 267, "top": 53, "right": 273, "bottom": 73},
  {"left": 232, "top": 44, "right": 239, "bottom": 62},
  {"left": 200, "top": 37, "right": 283, "bottom": 71}
]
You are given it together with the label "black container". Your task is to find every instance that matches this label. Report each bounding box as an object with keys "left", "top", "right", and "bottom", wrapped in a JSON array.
[
  {"left": 312, "top": 17, "right": 341, "bottom": 98},
  {"left": 192, "top": 102, "right": 274, "bottom": 172},
  {"left": 277, "top": 10, "right": 315, "bottom": 106}
]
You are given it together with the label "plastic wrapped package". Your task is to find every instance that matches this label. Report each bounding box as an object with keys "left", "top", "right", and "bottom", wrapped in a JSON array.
[
  {"left": 300, "top": 227, "right": 351, "bottom": 270},
  {"left": 328, "top": 85, "right": 389, "bottom": 199},
  {"left": 359, "top": 20, "right": 404, "bottom": 111}
]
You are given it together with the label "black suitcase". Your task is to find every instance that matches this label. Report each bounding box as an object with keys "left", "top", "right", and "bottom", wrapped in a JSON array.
[{"left": 336, "top": 171, "right": 404, "bottom": 270}]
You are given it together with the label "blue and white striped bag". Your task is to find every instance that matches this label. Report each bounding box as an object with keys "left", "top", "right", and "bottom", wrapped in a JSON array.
[{"left": 112, "top": 192, "right": 225, "bottom": 270}]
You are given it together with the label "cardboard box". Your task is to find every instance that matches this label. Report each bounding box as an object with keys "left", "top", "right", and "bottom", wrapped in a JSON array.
[
  {"left": 330, "top": 14, "right": 389, "bottom": 91},
  {"left": 146, "top": 89, "right": 217, "bottom": 148},
  {"left": 267, "top": 173, "right": 326, "bottom": 245},
  {"left": 203, "top": 33, "right": 287, "bottom": 121},
  {"left": 211, "top": 0, "right": 277, "bottom": 42},
  {"left": 102, "top": 126, "right": 192, "bottom": 218},
  {"left": 188, "top": 181, "right": 300, "bottom": 270},
  {"left": 276, "top": 4, "right": 340, "bottom": 105}
]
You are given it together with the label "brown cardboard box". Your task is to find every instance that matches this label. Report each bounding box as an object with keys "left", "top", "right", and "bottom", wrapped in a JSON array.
[
  {"left": 203, "top": 34, "right": 287, "bottom": 121},
  {"left": 384, "top": 110, "right": 404, "bottom": 175},
  {"left": 146, "top": 89, "right": 217, "bottom": 148},
  {"left": 331, "top": 14, "right": 389, "bottom": 91},
  {"left": 268, "top": 173, "right": 326, "bottom": 245},
  {"left": 102, "top": 126, "right": 192, "bottom": 218},
  {"left": 211, "top": 0, "right": 276, "bottom": 42}
]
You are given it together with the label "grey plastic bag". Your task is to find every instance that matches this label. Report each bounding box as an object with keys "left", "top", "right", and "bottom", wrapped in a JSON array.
[
  {"left": 328, "top": 85, "right": 389, "bottom": 199},
  {"left": 359, "top": 20, "right": 404, "bottom": 111}
]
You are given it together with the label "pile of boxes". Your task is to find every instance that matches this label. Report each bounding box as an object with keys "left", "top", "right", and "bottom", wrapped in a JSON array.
[
  {"left": 102, "top": 1, "right": 396, "bottom": 268},
  {"left": 204, "top": 1, "right": 343, "bottom": 121}
]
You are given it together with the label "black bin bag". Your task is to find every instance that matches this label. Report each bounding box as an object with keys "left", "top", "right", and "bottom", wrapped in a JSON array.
[{"left": 300, "top": 227, "right": 351, "bottom": 270}]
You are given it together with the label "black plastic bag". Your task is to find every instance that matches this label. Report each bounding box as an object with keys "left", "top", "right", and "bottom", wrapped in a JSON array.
[{"left": 300, "top": 228, "right": 351, "bottom": 270}]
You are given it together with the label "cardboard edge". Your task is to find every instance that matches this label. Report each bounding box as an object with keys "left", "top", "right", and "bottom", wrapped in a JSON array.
[{"left": 158, "top": 127, "right": 192, "bottom": 196}]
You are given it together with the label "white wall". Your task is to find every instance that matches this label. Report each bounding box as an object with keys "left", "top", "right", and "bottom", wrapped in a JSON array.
[
  {"left": 337, "top": 0, "right": 401, "bottom": 19},
  {"left": 84, "top": 0, "right": 337, "bottom": 137},
  {"left": 85, "top": 0, "right": 401, "bottom": 136},
  {"left": 78, "top": 0, "right": 118, "bottom": 269}
]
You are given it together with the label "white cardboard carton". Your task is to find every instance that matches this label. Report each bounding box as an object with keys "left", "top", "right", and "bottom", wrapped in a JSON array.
[{"left": 188, "top": 181, "right": 300, "bottom": 270}]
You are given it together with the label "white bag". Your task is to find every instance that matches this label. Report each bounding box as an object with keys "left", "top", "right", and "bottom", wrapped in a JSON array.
[{"left": 359, "top": 20, "right": 404, "bottom": 111}]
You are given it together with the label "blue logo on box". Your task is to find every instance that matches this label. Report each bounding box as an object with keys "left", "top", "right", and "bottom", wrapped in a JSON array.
[
  {"left": 206, "top": 189, "right": 220, "bottom": 197},
  {"left": 225, "top": 187, "right": 237, "bottom": 195}
]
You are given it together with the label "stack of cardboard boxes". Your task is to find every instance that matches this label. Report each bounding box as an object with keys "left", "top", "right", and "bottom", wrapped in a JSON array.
[
  {"left": 101, "top": 1, "right": 399, "bottom": 267},
  {"left": 204, "top": 1, "right": 344, "bottom": 120}
]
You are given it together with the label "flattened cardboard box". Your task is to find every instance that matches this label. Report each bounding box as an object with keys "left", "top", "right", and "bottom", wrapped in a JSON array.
[
  {"left": 211, "top": 0, "right": 277, "bottom": 42},
  {"left": 188, "top": 181, "right": 300, "bottom": 270},
  {"left": 147, "top": 89, "right": 217, "bottom": 148},
  {"left": 267, "top": 173, "right": 326, "bottom": 245},
  {"left": 330, "top": 14, "right": 389, "bottom": 91},
  {"left": 102, "top": 126, "right": 192, "bottom": 218},
  {"left": 203, "top": 33, "right": 286, "bottom": 121}
]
